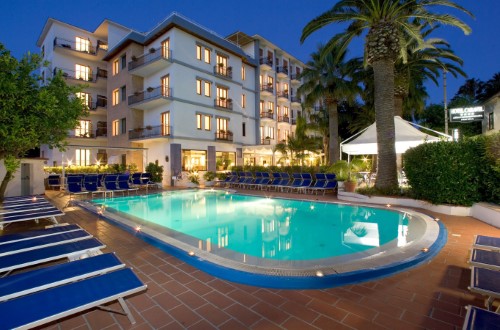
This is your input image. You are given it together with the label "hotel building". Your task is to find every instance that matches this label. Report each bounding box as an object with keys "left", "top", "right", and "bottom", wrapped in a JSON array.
[{"left": 37, "top": 13, "right": 305, "bottom": 186}]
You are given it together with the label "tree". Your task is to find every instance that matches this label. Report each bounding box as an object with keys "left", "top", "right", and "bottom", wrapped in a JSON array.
[
  {"left": 0, "top": 43, "right": 86, "bottom": 200},
  {"left": 298, "top": 44, "right": 360, "bottom": 164},
  {"left": 301, "top": 0, "right": 472, "bottom": 190}
]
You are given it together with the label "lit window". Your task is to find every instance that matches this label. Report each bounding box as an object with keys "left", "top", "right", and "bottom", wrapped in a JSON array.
[
  {"left": 161, "top": 75, "right": 169, "bottom": 97},
  {"left": 75, "top": 37, "right": 89, "bottom": 53},
  {"left": 112, "top": 120, "right": 119, "bottom": 136},
  {"left": 217, "top": 117, "right": 228, "bottom": 132},
  {"left": 196, "top": 79, "right": 202, "bottom": 95},
  {"left": 113, "top": 59, "right": 119, "bottom": 75},
  {"left": 242, "top": 94, "right": 246, "bottom": 108},
  {"left": 204, "top": 48, "right": 210, "bottom": 63},
  {"left": 196, "top": 45, "right": 202, "bottom": 60},
  {"left": 204, "top": 81, "right": 211, "bottom": 97},
  {"left": 112, "top": 89, "right": 119, "bottom": 105},
  {"left": 182, "top": 149, "right": 207, "bottom": 171},
  {"left": 75, "top": 64, "right": 90, "bottom": 81},
  {"left": 267, "top": 101, "right": 274, "bottom": 112},
  {"left": 196, "top": 114, "right": 202, "bottom": 129},
  {"left": 75, "top": 148, "right": 90, "bottom": 166},
  {"left": 75, "top": 120, "right": 91, "bottom": 137},
  {"left": 204, "top": 115, "right": 211, "bottom": 131},
  {"left": 241, "top": 66, "right": 246, "bottom": 80},
  {"left": 161, "top": 111, "right": 170, "bottom": 136},
  {"left": 162, "top": 39, "right": 170, "bottom": 59}
]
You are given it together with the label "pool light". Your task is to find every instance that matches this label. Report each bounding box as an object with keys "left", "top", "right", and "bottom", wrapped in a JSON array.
[
  {"left": 188, "top": 251, "right": 195, "bottom": 256},
  {"left": 315, "top": 270, "right": 324, "bottom": 277},
  {"left": 421, "top": 247, "right": 429, "bottom": 253},
  {"left": 386, "top": 204, "right": 391, "bottom": 208},
  {"left": 135, "top": 225, "right": 142, "bottom": 232}
]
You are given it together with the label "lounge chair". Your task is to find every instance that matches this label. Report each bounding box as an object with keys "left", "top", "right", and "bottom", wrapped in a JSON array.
[
  {"left": 47, "top": 174, "right": 61, "bottom": 190},
  {"left": 291, "top": 173, "right": 313, "bottom": 193},
  {"left": 118, "top": 174, "right": 139, "bottom": 195},
  {"left": 83, "top": 174, "right": 105, "bottom": 197},
  {"left": 0, "top": 224, "right": 81, "bottom": 245},
  {"left": 468, "top": 267, "right": 500, "bottom": 312},
  {"left": 256, "top": 172, "right": 271, "bottom": 190},
  {"left": 307, "top": 179, "right": 338, "bottom": 195},
  {"left": 266, "top": 173, "right": 282, "bottom": 191},
  {"left": 2, "top": 194, "right": 47, "bottom": 205},
  {"left": 104, "top": 174, "right": 126, "bottom": 196},
  {"left": 469, "top": 248, "right": 500, "bottom": 271},
  {"left": 0, "top": 200, "right": 53, "bottom": 214},
  {"left": 282, "top": 173, "right": 303, "bottom": 192},
  {"left": 0, "top": 267, "right": 147, "bottom": 328},
  {"left": 66, "top": 178, "right": 89, "bottom": 205},
  {"left": 246, "top": 172, "right": 263, "bottom": 189},
  {"left": 0, "top": 207, "right": 64, "bottom": 230},
  {"left": 462, "top": 305, "right": 500, "bottom": 330},
  {"left": 473, "top": 235, "right": 500, "bottom": 252}
]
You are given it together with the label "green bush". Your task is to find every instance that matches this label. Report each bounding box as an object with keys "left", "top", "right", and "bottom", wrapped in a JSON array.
[
  {"left": 145, "top": 161, "right": 164, "bottom": 183},
  {"left": 404, "top": 134, "right": 499, "bottom": 206}
]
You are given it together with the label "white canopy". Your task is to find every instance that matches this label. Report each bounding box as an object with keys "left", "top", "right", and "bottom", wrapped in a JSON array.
[{"left": 340, "top": 116, "right": 451, "bottom": 156}]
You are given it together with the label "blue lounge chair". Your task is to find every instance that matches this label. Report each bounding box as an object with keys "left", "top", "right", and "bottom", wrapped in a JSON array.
[
  {"left": 0, "top": 207, "right": 64, "bottom": 230},
  {"left": 266, "top": 173, "right": 282, "bottom": 191},
  {"left": 292, "top": 173, "right": 313, "bottom": 193},
  {"left": 0, "top": 267, "right": 147, "bottom": 328},
  {"left": 468, "top": 267, "right": 500, "bottom": 312},
  {"left": 246, "top": 172, "right": 263, "bottom": 189},
  {"left": 47, "top": 174, "right": 61, "bottom": 190},
  {"left": 0, "top": 200, "right": 53, "bottom": 214},
  {"left": 118, "top": 174, "right": 139, "bottom": 195},
  {"left": 462, "top": 305, "right": 500, "bottom": 330},
  {"left": 473, "top": 235, "right": 500, "bottom": 252},
  {"left": 104, "top": 174, "right": 126, "bottom": 196},
  {"left": 0, "top": 224, "right": 81, "bottom": 245},
  {"left": 2, "top": 195, "right": 47, "bottom": 205},
  {"left": 307, "top": 179, "right": 338, "bottom": 195},
  {"left": 469, "top": 248, "right": 500, "bottom": 271},
  {"left": 256, "top": 172, "right": 271, "bottom": 190},
  {"left": 66, "top": 178, "right": 89, "bottom": 205},
  {"left": 282, "top": 173, "right": 303, "bottom": 192},
  {"left": 83, "top": 174, "right": 105, "bottom": 197}
]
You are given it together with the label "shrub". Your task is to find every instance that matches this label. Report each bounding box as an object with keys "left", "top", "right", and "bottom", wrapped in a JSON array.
[
  {"left": 203, "top": 171, "right": 216, "bottom": 181},
  {"left": 145, "top": 161, "right": 164, "bottom": 183}
]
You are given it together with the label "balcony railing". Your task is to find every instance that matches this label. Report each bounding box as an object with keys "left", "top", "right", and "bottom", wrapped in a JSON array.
[
  {"left": 291, "top": 96, "right": 301, "bottom": 103},
  {"left": 214, "top": 98, "right": 233, "bottom": 110},
  {"left": 128, "top": 86, "right": 172, "bottom": 105},
  {"left": 54, "top": 67, "right": 107, "bottom": 82},
  {"left": 291, "top": 118, "right": 297, "bottom": 125},
  {"left": 69, "top": 127, "right": 107, "bottom": 139},
  {"left": 260, "top": 85, "right": 274, "bottom": 94},
  {"left": 278, "top": 116, "right": 290, "bottom": 123},
  {"left": 215, "top": 131, "right": 233, "bottom": 141},
  {"left": 276, "top": 66, "right": 289, "bottom": 75},
  {"left": 277, "top": 91, "right": 289, "bottom": 99},
  {"left": 129, "top": 124, "right": 171, "bottom": 140},
  {"left": 259, "top": 58, "right": 273, "bottom": 67},
  {"left": 260, "top": 138, "right": 271, "bottom": 145},
  {"left": 53, "top": 37, "right": 108, "bottom": 55},
  {"left": 290, "top": 73, "right": 301, "bottom": 81},
  {"left": 214, "top": 65, "right": 232, "bottom": 79},
  {"left": 260, "top": 112, "right": 274, "bottom": 119},
  {"left": 93, "top": 96, "right": 108, "bottom": 109},
  {"left": 129, "top": 47, "right": 171, "bottom": 71}
]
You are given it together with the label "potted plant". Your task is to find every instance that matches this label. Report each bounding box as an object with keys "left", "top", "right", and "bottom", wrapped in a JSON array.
[
  {"left": 131, "top": 55, "right": 138, "bottom": 61},
  {"left": 203, "top": 171, "right": 216, "bottom": 187},
  {"left": 344, "top": 173, "right": 358, "bottom": 193},
  {"left": 146, "top": 87, "right": 154, "bottom": 92},
  {"left": 187, "top": 170, "right": 200, "bottom": 187}
]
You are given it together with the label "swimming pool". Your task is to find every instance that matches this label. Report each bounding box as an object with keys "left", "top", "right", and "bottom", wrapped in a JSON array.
[{"left": 84, "top": 190, "right": 446, "bottom": 289}]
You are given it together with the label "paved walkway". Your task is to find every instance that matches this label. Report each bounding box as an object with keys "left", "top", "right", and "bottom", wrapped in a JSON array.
[{"left": 3, "top": 189, "right": 499, "bottom": 329}]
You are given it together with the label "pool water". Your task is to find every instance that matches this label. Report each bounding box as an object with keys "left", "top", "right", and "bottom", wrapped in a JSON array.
[{"left": 93, "top": 190, "right": 410, "bottom": 261}]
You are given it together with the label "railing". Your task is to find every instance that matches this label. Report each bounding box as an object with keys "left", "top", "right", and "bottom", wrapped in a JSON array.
[
  {"left": 53, "top": 37, "right": 108, "bottom": 55},
  {"left": 276, "top": 66, "right": 289, "bottom": 75},
  {"left": 129, "top": 124, "right": 171, "bottom": 140},
  {"left": 260, "top": 112, "right": 274, "bottom": 119},
  {"left": 290, "top": 73, "right": 300, "bottom": 81},
  {"left": 290, "top": 96, "right": 301, "bottom": 103},
  {"left": 129, "top": 47, "right": 171, "bottom": 71},
  {"left": 214, "top": 98, "right": 233, "bottom": 110},
  {"left": 215, "top": 131, "right": 233, "bottom": 141},
  {"left": 260, "top": 85, "right": 274, "bottom": 94},
  {"left": 259, "top": 58, "right": 273, "bottom": 67},
  {"left": 54, "top": 67, "right": 107, "bottom": 82},
  {"left": 69, "top": 128, "right": 107, "bottom": 139},
  {"left": 278, "top": 116, "right": 290, "bottom": 123},
  {"left": 291, "top": 118, "right": 297, "bottom": 125},
  {"left": 92, "top": 96, "right": 108, "bottom": 109},
  {"left": 214, "top": 65, "right": 232, "bottom": 79},
  {"left": 277, "top": 91, "right": 289, "bottom": 99},
  {"left": 261, "top": 138, "right": 271, "bottom": 145},
  {"left": 128, "top": 86, "right": 172, "bottom": 105}
]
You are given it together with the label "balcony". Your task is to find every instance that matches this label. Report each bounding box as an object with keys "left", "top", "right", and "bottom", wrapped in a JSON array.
[
  {"left": 214, "top": 98, "right": 233, "bottom": 110},
  {"left": 277, "top": 91, "right": 289, "bottom": 101},
  {"left": 291, "top": 118, "right": 297, "bottom": 125},
  {"left": 68, "top": 127, "right": 107, "bottom": 139},
  {"left": 53, "top": 37, "right": 108, "bottom": 60},
  {"left": 276, "top": 66, "right": 289, "bottom": 78},
  {"left": 291, "top": 96, "right": 301, "bottom": 105},
  {"left": 128, "top": 47, "right": 172, "bottom": 77},
  {"left": 260, "top": 111, "right": 274, "bottom": 120},
  {"left": 215, "top": 130, "right": 233, "bottom": 142},
  {"left": 290, "top": 73, "right": 301, "bottom": 84},
  {"left": 128, "top": 86, "right": 172, "bottom": 111},
  {"left": 260, "top": 138, "right": 272, "bottom": 145},
  {"left": 260, "top": 84, "right": 274, "bottom": 96},
  {"left": 54, "top": 67, "right": 107, "bottom": 88},
  {"left": 278, "top": 116, "right": 290, "bottom": 123},
  {"left": 214, "top": 65, "right": 232, "bottom": 79},
  {"left": 129, "top": 124, "right": 171, "bottom": 140},
  {"left": 259, "top": 57, "right": 273, "bottom": 71}
]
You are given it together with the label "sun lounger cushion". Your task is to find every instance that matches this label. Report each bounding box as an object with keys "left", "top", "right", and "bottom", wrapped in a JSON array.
[
  {"left": 473, "top": 235, "right": 500, "bottom": 252},
  {"left": 470, "top": 248, "right": 500, "bottom": 271},
  {"left": 1, "top": 208, "right": 63, "bottom": 222},
  {"left": 463, "top": 305, "right": 500, "bottom": 330},
  {"left": 0, "top": 224, "right": 80, "bottom": 245},
  {"left": 0, "top": 253, "right": 124, "bottom": 302},
  {"left": 469, "top": 267, "right": 500, "bottom": 311},
  {"left": 0, "top": 268, "right": 146, "bottom": 330}
]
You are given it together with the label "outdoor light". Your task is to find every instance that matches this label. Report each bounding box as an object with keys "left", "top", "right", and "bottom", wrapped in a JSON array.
[
  {"left": 386, "top": 204, "right": 391, "bottom": 208},
  {"left": 310, "top": 205, "right": 315, "bottom": 210},
  {"left": 434, "top": 218, "right": 440, "bottom": 222},
  {"left": 135, "top": 225, "right": 142, "bottom": 232},
  {"left": 188, "top": 251, "right": 195, "bottom": 256},
  {"left": 421, "top": 247, "right": 429, "bottom": 253},
  {"left": 316, "top": 270, "right": 324, "bottom": 277},
  {"left": 32, "top": 196, "right": 37, "bottom": 202}
]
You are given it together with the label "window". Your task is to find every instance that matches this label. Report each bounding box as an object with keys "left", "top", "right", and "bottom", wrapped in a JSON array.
[
  {"left": 216, "top": 151, "right": 235, "bottom": 170},
  {"left": 121, "top": 118, "right": 126, "bottom": 134},
  {"left": 97, "top": 149, "right": 107, "bottom": 165},
  {"left": 242, "top": 94, "right": 246, "bottom": 108},
  {"left": 216, "top": 86, "right": 228, "bottom": 107},
  {"left": 182, "top": 149, "right": 207, "bottom": 171},
  {"left": 204, "top": 81, "right": 211, "bottom": 97},
  {"left": 112, "top": 59, "right": 119, "bottom": 75},
  {"left": 112, "top": 89, "right": 119, "bottom": 106},
  {"left": 75, "top": 120, "right": 91, "bottom": 137},
  {"left": 75, "top": 64, "right": 90, "bottom": 81},
  {"left": 241, "top": 66, "right": 246, "bottom": 80},
  {"left": 75, "top": 37, "right": 90, "bottom": 53},
  {"left": 196, "top": 114, "right": 202, "bottom": 129},
  {"left": 75, "top": 148, "right": 90, "bottom": 166},
  {"left": 162, "top": 38, "right": 170, "bottom": 59},
  {"left": 161, "top": 75, "right": 169, "bottom": 97},
  {"left": 242, "top": 122, "right": 246, "bottom": 137},
  {"left": 112, "top": 120, "right": 119, "bottom": 136},
  {"left": 120, "top": 54, "right": 126, "bottom": 69},
  {"left": 283, "top": 106, "right": 289, "bottom": 117},
  {"left": 161, "top": 111, "right": 170, "bottom": 136},
  {"left": 196, "top": 114, "right": 210, "bottom": 130},
  {"left": 204, "top": 116, "right": 211, "bottom": 131},
  {"left": 282, "top": 83, "right": 289, "bottom": 93},
  {"left": 216, "top": 117, "right": 228, "bottom": 132},
  {"left": 76, "top": 92, "right": 91, "bottom": 109},
  {"left": 204, "top": 48, "right": 211, "bottom": 63},
  {"left": 41, "top": 45, "right": 45, "bottom": 57},
  {"left": 267, "top": 101, "right": 274, "bottom": 112},
  {"left": 260, "top": 101, "right": 264, "bottom": 113},
  {"left": 267, "top": 76, "right": 274, "bottom": 86},
  {"left": 216, "top": 54, "right": 228, "bottom": 75},
  {"left": 196, "top": 79, "right": 202, "bottom": 95},
  {"left": 120, "top": 85, "right": 126, "bottom": 102},
  {"left": 196, "top": 45, "right": 202, "bottom": 60},
  {"left": 488, "top": 112, "right": 494, "bottom": 130}
]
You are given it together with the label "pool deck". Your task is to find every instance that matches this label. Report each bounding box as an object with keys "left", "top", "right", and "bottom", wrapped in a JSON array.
[{"left": 3, "top": 188, "right": 500, "bottom": 329}]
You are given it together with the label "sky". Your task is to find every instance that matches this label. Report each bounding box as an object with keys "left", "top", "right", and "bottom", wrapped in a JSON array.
[{"left": 1, "top": 0, "right": 498, "bottom": 105}]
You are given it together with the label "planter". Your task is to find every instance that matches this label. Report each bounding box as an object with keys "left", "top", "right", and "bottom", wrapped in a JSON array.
[{"left": 344, "top": 181, "right": 357, "bottom": 193}]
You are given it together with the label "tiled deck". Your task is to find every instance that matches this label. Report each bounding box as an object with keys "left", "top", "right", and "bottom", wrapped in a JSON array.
[{"left": 3, "top": 189, "right": 499, "bottom": 329}]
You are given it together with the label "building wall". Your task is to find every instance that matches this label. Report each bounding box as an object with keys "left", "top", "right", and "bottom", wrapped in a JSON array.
[{"left": 482, "top": 93, "right": 499, "bottom": 135}]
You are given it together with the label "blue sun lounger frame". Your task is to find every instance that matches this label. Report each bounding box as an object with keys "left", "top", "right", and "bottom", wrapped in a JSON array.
[
  {"left": 462, "top": 305, "right": 500, "bottom": 330},
  {"left": 473, "top": 235, "right": 500, "bottom": 252},
  {"left": 469, "top": 267, "right": 500, "bottom": 313},
  {"left": 469, "top": 248, "right": 500, "bottom": 271},
  {"left": 0, "top": 207, "right": 64, "bottom": 230}
]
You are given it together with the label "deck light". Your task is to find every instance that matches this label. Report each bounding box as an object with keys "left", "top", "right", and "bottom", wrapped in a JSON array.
[
  {"left": 386, "top": 204, "right": 391, "bottom": 208},
  {"left": 421, "top": 247, "right": 429, "bottom": 253},
  {"left": 135, "top": 225, "right": 142, "bottom": 232},
  {"left": 434, "top": 218, "right": 440, "bottom": 222},
  {"left": 32, "top": 196, "right": 37, "bottom": 202},
  {"left": 188, "top": 251, "right": 195, "bottom": 256},
  {"left": 315, "top": 270, "right": 324, "bottom": 277}
]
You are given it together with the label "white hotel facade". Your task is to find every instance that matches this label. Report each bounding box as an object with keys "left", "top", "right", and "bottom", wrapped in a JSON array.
[{"left": 37, "top": 13, "right": 305, "bottom": 186}]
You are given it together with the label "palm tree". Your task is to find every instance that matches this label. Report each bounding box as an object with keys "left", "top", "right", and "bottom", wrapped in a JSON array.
[
  {"left": 301, "top": 0, "right": 472, "bottom": 189},
  {"left": 298, "top": 44, "right": 360, "bottom": 164}
]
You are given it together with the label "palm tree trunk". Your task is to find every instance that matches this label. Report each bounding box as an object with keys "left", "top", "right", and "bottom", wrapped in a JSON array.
[
  {"left": 0, "top": 170, "right": 14, "bottom": 202},
  {"left": 328, "top": 101, "right": 340, "bottom": 164},
  {"left": 394, "top": 95, "right": 404, "bottom": 117},
  {"left": 372, "top": 59, "right": 398, "bottom": 189}
]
